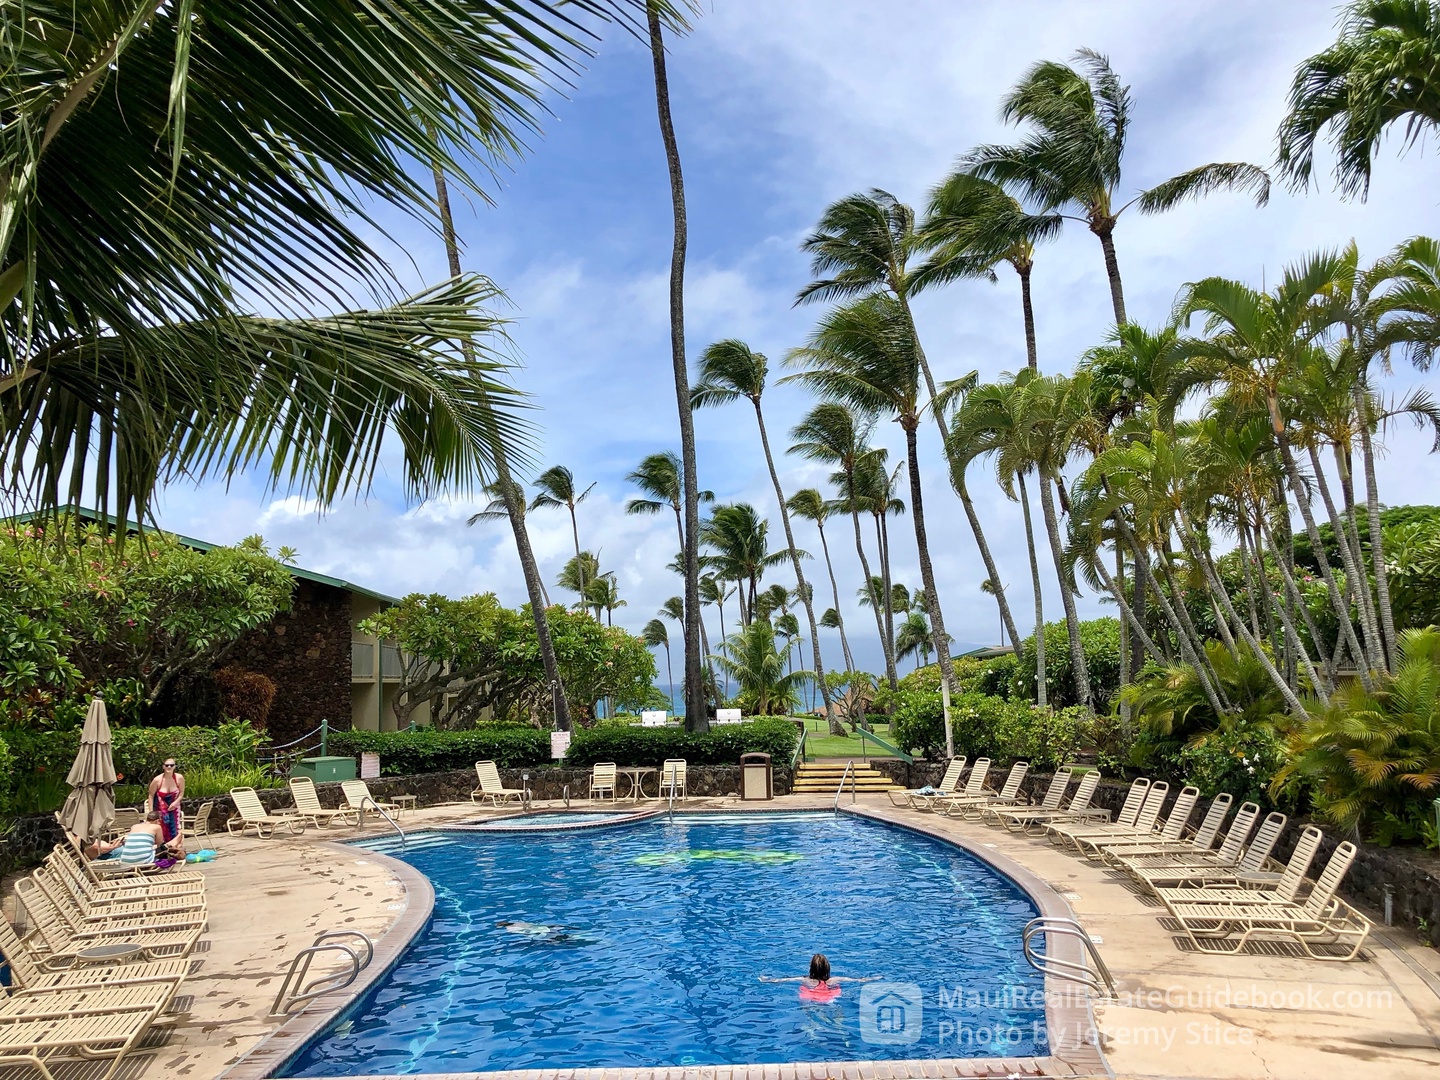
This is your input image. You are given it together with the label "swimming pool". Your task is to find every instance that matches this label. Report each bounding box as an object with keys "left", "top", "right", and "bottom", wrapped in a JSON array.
[{"left": 281, "top": 812, "right": 1047, "bottom": 1075}]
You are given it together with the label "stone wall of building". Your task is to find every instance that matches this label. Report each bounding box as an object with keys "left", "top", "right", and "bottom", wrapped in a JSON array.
[{"left": 224, "top": 579, "right": 352, "bottom": 745}]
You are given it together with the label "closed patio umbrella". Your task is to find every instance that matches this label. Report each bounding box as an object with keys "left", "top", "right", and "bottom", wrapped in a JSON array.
[{"left": 58, "top": 697, "right": 118, "bottom": 844}]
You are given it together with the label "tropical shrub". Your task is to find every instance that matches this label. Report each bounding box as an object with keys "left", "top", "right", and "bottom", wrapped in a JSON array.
[
  {"left": 4, "top": 725, "right": 266, "bottom": 791},
  {"left": 1119, "top": 642, "right": 1287, "bottom": 744},
  {"left": 1177, "top": 726, "right": 1288, "bottom": 806},
  {"left": 329, "top": 727, "right": 550, "bottom": 774},
  {"left": 889, "top": 688, "right": 1089, "bottom": 769},
  {"left": 1276, "top": 627, "right": 1440, "bottom": 846},
  {"left": 711, "top": 620, "right": 810, "bottom": 716},
  {"left": 1011, "top": 618, "right": 1122, "bottom": 709},
  {"left": 975, "top": 654, "right": 1017, "bottom": 699},
  {"left": 564, "top": 718, "right": 800, "bottom": 767}
]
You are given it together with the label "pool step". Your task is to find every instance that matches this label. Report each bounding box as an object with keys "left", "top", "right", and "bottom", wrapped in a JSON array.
[
  {"left": 790, "top": 761, "right": 901, "bottom": 793},
  {"left": 353, "top": 832, "right": 456, "bottom": 853}
]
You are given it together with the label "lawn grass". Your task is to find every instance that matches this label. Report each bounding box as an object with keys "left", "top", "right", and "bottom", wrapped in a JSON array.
[{"left": 797, "top": 717, "right": 898, "bottom": 760}]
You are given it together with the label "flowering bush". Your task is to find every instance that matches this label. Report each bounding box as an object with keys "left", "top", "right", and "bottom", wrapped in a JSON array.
[{"left": 1176, "top": 725, "right": 1287, "bottom": 805}]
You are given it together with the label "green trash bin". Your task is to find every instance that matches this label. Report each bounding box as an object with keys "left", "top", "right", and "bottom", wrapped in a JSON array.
[{"left": 292, "top": 756, "right": 357, "bottom": 783}]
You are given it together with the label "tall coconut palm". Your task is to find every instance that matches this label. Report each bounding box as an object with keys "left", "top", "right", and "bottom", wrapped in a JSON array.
[
  {"left": 2, "top": 0, "right": 634, "bottom": 531},
  {"left": 796, "top": 189, "right": 1023, "bottom": 653},
  {"left": 897, "top": 609, "right": 952, "bottom": 671},
  {"left": 589, "top": 573, "right": 625, "bottom": 627},
  {"left": 699, "top": 573, "right": 734, "bottom": 696},
  {"left": 788, "top": 488, "right": 856, "bottom": 671},
  {"left": 785, "top": 295, "right": 963, "bottom": 757},
  {"left": 700, "top": 504, "right": 794, "bottom": 626},
  {"left": 916, "top": 173, "right": 1063, "bottom": 371},
  {"left": 558, "top": 551, "right": 605, "bottom": 618},
  {"left": 530, "top": 465, "right": 596, "bottom": 598},
  {"left": 642, "top": 618, "right": 673, "bottom": 705},
  {"left": 968, "top": 49, "right": 1270, "bottom": 325},
  {"left": 854, "top": 448, "right": 906, "bottom": 677},
  {"left": 789, "top": 403, "right": 898, "bottom": 691},
  {"left": 1277, "top": 0, "right": 1440, "bottom": 198},
  {"left": 625, "top": 451, "right": 713, "bottom": 548},
  {"left": 693, "top": 338, "right": 842, "bottom": 729}
]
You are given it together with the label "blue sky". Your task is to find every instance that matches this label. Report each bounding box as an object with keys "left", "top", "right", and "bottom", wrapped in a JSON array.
[{"left": 150, "top": 1, "right": 1440, "bottom": 677}]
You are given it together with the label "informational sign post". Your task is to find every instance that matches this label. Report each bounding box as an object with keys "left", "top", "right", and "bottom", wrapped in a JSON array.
[
  {"left": 551, "top": 730, "right": 571, "bottom": 760},
  {"left": 360, "top": 752, "right": 381, "bottom": 779}
]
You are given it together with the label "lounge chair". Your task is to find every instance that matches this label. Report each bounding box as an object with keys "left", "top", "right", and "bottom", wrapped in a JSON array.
[
  {"left": 288, "top": 777, "right": 362, "bottom": 827},
  {"left": 39, "top": 858, "right": 206, "bottom": 919},
  {"left": 928, "top": 759, "right": 991, "bottom": 813},
  {"left": 0, "top": 991, "right": 170, "bottom": 1080},
  {"left": 1048, "top": 780, "right": 1169, "bottom": 850},
  {"left": 990, "top": 771, "right": 1106, "bottom": 834},
  {"left": 1076, "top": 786, "right": 1199, "bottom": 859},
  {"left": 1125, "top": 809, "right": 1282, "bottom": 890},
  {"left": 1099, "top": 793, "right": 1233, "bottom": 864},
  {"left": 471, "top": 761, "right": 526, "bottom": 807},
  {"left": 1164, "top": 841, "right": 1369, "bottom": 959},
  {"left": 0, "top": 919, "right": 190, "bottom": 991},
  {"left": 890, "top": 758, "right": 966, "bottom": 809},
  {"left": 981, "top": 766, "right": 1072, "bottom": 826},
  {"left": 227, "top": 787, "right": 306, "bottom": 839},
  {"left": 658, "top": 759, "right": 687, "bottom": 801},
  {"left": 14, "top": 880, "right": 203, "bottom": 961},
  {"left": 589, "top": 763, "right": 617, "bottom": 802},
  {"left": 940, "top": 761, "right": 1029, "bottom": 818},
  {"left": 103, "top": 809, "right": 141, "bottom": 841},
  {"left": 341, "top": 779, "right": 400, "bottom": 819},
  {"left": 56, "top": 842, "right": 204, "bottom": 896},
  {"left": 1154, "top": 825, "right": 1324, "bottom": 907},
  {"left": 29, "top": 871, "right": 205, "bottom": 934}
]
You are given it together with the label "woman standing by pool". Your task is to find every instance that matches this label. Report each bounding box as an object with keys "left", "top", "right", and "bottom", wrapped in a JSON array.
[{"left": 147, "top": 758, "right": 186, "bottom": 857}]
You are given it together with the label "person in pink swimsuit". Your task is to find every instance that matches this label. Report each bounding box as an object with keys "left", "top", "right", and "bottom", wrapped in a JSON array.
[{"left": 760, "top": 954, "right": 877, "bottom": 1001}]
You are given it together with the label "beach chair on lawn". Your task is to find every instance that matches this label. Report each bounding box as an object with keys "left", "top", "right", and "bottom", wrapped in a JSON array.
[
  {"left": 980, "top": 767, "right": 1071, "bottom": 826},
  {"left": 940, "top": 761, "right": 1029, "bottom": 819},
  {"left": 891, "top": 758, "right": 966, "bottom": 809},
  {"left": 1164, "top": 841, "right": 1369, "bottom": 960},
  {"left": 0, "top": 919, "right": 190, "bottom": 992},
  {"left": 658, "top": 760, "right": 687, "bottom": 801},
  {"left": 589, "top": 763, "right": 617, "bottom": 802},
  {"left": 288, "top": 777, "right": 363, "bottom": 828},
  {"left": 1154, "top": 825, "right": 1324, "bottom": 907},
  {"left": 991, "top": 771, "right": 1105, "bottom": 834},
  {"left": 471, "top": 761, "right": 526, "bottom": 807},
  {"left": 14, "top": 880, "right": 203, "bottom": 961},
  {"left": 1125, "top": 809, "right": 1280, "bottom": 890},
  {"left": 1099, "top": 793, "right": 1233, "bottom": 864},
  {"left": 1048, "top": 780, "right": 1167, "bottom": 851},
  {"left": 227, "top": 787, "right": 306, "bottom": 839},
  {"left": 342, "top": 780, "right": 400, "bottom": 819}
]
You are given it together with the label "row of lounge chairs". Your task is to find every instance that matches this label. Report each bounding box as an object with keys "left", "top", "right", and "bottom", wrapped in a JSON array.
[
  {"left": 226, "top": 778, "right": 401, "bottom": 839},
  {"left": 893, "top": 760, "right": 1371, "bottom": 961},
  {"left": 0, "top": 841, "right": 208, "bottom": 1079}
]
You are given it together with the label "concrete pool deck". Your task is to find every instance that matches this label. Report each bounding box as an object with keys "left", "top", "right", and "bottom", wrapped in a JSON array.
[{"left": 14, "top": 795, "right": 1440, "bottom": 1080}]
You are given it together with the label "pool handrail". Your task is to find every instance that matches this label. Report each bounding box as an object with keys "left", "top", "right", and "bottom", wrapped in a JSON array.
[
  {"left": 857, "top": 727, "right": 913, "bottom": 764},
  {"left": 789, "top": 727, "right": 807, "bottom": 771},
  {"left": 1021, "top": 916, "right": 1116, "bottom": 998},
  {"left": 359, "top": 796, "right": 405, "bottom": 847},
  {"left": 269, "top": 930, "right": 375, "bottom": 1016},
  {"left": 833, "top": 760, "right": 856, "bottom": 811}
]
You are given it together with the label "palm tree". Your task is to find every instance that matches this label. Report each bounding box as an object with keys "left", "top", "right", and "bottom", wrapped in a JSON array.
[
  {"left": 1277, "top": 0, "right": 1440, "bottom": 198},
  {"left": 854, "top": 448, "right": 906, "bottom": 676},
  {"left": 558, "top": 552, "right": 605, "bottom": 618},
  {"left": 2, "top": 0, "right": 631, "bottom": 530},
  {"left": 968, "top": 49, "right": 1270, "bottom": 325},
  {"left": 789, "top": 403, "right": 897, "bottom": 691},
  {"left": 625, "top": 451, "right": 714, "bottom": 549},
  {"left": 693, "top": 338, "right": 842, "bottom": 730},
  {"left": 530, "top": 465, "right": 596, "bottom": 598},
  {"left": 699, "top": 504, "right": 795, "bottom": 626},
  {"left": 465, "top": 480, "right": 552, "bottom": 609},
  {"left": 796, "top": 189, "right": 1022, "bottom": 653},
  {"left": 896, "top": 610, "right": 952, "bottom": 671},
  {"left": 916, "top": 173, "right": 1063, "bottom": 371},
  {"left": 787, "top": 488, "right": 856, "bottom": 671},
  {"left": 642, "top": 618, "right": 673, "bottom": 706},
  {"left": 785, "top": 295, "right": 963, "bottom": 757},
  {"left": 979, "top": 579, "right": 1007, "bottom": 645},
  {"left": 645, "top": 0, "right": 706, "bottom": 732},
  {"left": 589, "top": 573, "right": 626, "bottom": 627},
  {"left": 711, "top": 619, "right": 812, "bottom": 716}
]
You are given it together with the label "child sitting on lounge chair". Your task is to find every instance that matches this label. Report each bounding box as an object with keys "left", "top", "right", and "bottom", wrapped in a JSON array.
[{"left": 760, "top": 953, "right": 877, "bottom": 1001}]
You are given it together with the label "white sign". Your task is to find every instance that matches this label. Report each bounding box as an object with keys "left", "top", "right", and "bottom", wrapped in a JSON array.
[
  {"left": 715, "top": 708, "right": 742, "bottom": 725},
  {"left": 360, "top": 753, "right": 381, "bottom": 779},
  {"left": 551, "top": 730, "right": 572, "bottom": 759},
  {"left": 640, "top": 710, "right": 668, "bottom": 727}
]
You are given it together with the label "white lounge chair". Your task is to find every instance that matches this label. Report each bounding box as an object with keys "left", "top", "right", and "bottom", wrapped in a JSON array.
[
  {"left": 1125, "top": 808, "right": 1280, "bottom": 890},
  {"left": 226, "top": 787, "right": 305, "bottom": 839},
  {"left": 889, "top": 758, "right": 966, "bottom": 809},
  {"left": 288, "top": 777, "right": 362, "bottom": 827},
  {"left": 471, "top": 761, "right": 526, "bottom": 806},
  {"left": 940, "top": 761, "right": 1030, "bottom": 818},
  {"left": 990, "top": 770, "right": 1106, "bottom": 834},
  {"left": 1100, "top": 793, "right": 1233, "bottom": 863}
]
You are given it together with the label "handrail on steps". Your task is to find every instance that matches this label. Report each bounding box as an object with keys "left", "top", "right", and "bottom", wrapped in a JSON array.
[
  {"left": 789, "top": 725, "right": 808, "bottom": 771},
  {"left": 269, "top": 930, "right": 375, "bottom": 1016},
  {"left": 358, "top": 796, "right": 406, "bottom": 846},
  {"left": 833, "top": 760, "right": 856, "bottom": 812},
  {"left": 1021, "top": 916, "right": 1116, "bottom": 998},
  {"left": 857, "top": 727, "right": 913, "bottom": 764}
]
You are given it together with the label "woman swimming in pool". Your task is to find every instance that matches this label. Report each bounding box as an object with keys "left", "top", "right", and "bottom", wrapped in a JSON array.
[{"left": 759, "top": 954, "right": 877, "bottom": 1001}]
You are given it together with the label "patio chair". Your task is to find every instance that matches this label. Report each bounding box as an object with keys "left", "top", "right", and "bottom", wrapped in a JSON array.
[
  {"left": 1154, "top": 825, "right": 1324, "bottom": 907},
  {"left": 990, "top": 771, "right": 1105, "bottom": 834},
  {"left": 589, "top": 763, "right": 617, "bottom": 802},
  {"left": 29, "top": 871, "right": 205, "bottom": 934},
  {"left": 1125, "top": 807, "right": 1280, "bottom": 889},
  {"left": 1076, "top": 786, "right": 1199, "bottom": 859},
  {"left": 927, "top": 759, "right": 990, "bottom": 813},
  {"left": 1048, "top": 780, "right": 1169, "bottom": 850},
  {"left": 57, "top": 839, "right": 205, "bottom": 893},
  {"left": 978, "top": 766, "right": 1071, "bottom": 826},
  {"left": 226, "top": 787, "right": 306, "bottom": 839},
  {"left": 182, "top": 802, "right": 215, "bottom": 845},
  {"left": 103, "top": 808, "right": 142, "bottom": 841},
  {"left": 1099, "top": 793, "right": 1233, "bottom": 864},
  {"left": 0, "top": 918, "right": 190, "bottom": 992},
  {"left": 341, "top": 780, "right": 400, "bottom": 819},
  {"left": 1164, "top": 841, "right": 1369, "bottom": 960},
  {"left": 889, "top": 758, "right": 966, "bottom": 809},
  {"left": 13, "top": 880, "right": 203, "bottom": 961},
  {"left": 940, "top": 761, "right": 1029, "bottom": 819},
  {"left": 39, "top": 858, "right": 206, "bottom": 921},
  {"left": 658, "top": 760, "right": 687, "bottom": 801},
  {"left": 288, "top": 777, "right": 362, "bottom": 827},
  {"left": 471, "top": 761, "right": 526, "bottom": 807},
  {"left": 0, "top": 990, "right": 171, "bottom": 1080}
]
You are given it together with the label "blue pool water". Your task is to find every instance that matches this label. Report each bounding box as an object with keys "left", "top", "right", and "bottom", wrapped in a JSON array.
[{"left": 283, "top": 813, "right": 1047, "bottom": 1075}]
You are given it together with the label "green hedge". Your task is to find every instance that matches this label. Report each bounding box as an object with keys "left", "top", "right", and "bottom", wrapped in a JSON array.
[
  {"left": 563, "top": 719, "right": 800, "bottom": 767},
  {"left": 329, "top": 727, "right": 550, "bottom": 775},
  {"left": 5, "top": 725, "right": 238, "bottom": 786}
]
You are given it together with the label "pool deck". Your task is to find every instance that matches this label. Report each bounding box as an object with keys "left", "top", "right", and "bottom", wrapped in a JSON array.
[{"left": 14, "top": 794, "right": 1440, "bottom": 1080}]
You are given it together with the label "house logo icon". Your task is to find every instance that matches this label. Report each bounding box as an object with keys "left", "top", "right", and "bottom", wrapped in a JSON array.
[{"left": 859, "top": 982, "right": 923, "bottom": 1045}]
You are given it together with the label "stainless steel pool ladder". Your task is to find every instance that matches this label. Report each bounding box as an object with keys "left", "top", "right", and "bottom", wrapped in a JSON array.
[
  {"left": 358, "top": 796, "right": 405, "bottom": 847},
  {"left": 269, "top": 930, "right": 375, "bottom": 1016},
  {"left": 1021, "top": 916, "right": 1116, "bottom": 998},
  {"left": 833, "top": 760, "right": 856, "bottom": 811}
]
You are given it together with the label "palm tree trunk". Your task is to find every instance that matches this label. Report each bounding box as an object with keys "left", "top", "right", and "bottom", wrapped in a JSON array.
[
  {"left": 1017, "top": 261, "right": 1039, "bottom": 372},
  {"left": 816, "top": 518, "right": 856, "bottom": 670},
  {"left": 663, "top": 641, "right": 674, "bottom": 709},
  {"left": 848, "top": 482, "right": 895, "bottom": 691},
  {"left": 1094, "top": 224, "right": 1127, "bottom": 325},
  {"left": 903, "top": 422, "right": 959, "bottom": 759},
  {"left": 646, "top": 8, "right": 705, "bottom": 733},
  {"left": 753, "top": 403, "right": 844, "bottom": 736},
  {"left": 1017, "top": 474, "right": 1046, "bottom": 708},
  {"left": 1039, "top": 473, "right": 1092, "bottom": 711},
  {"left": 1355, "top": 381, "right": 1398, "bottom": 669},
  {"left": 875, "top": 513, "right": 898, "bottom": 680},
  {"left": 1257, "top": 514, "right": 1335, "bottom": 694},
  {"left": 1310, "top": 442, "right": 1382, "bottom": 673},
  {"left": 428, "top": 157, "right": 571, "bottom": 731},
  {"left": 567, "top": 505, "right": 587, "bottom": 605}
]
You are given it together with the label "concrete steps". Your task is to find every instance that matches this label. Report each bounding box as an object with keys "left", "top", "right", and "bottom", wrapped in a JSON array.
[{"left": 791, "top": 760, "right": 901, "bottom": 793}]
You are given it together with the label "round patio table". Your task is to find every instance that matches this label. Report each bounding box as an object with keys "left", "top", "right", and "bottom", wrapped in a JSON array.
[
  {"left": 617, "top": 766, "right": 657, "bottom": 801},
  {"left": 76, "top": 942, "right": 143, "bottom": 963}
]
